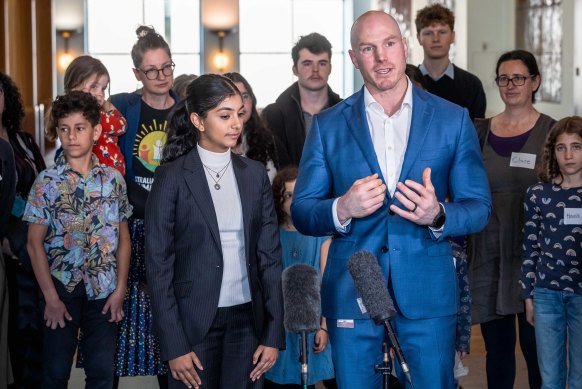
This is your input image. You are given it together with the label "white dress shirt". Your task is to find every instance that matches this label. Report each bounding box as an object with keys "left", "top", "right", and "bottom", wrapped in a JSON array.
[{"left": 333, "top": 79, "right": 413, "bottom": 230}]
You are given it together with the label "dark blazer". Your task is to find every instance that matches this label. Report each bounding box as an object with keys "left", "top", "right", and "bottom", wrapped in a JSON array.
[
  {"left": 145, "top": 148, "right": 285, "bottom": 362},
  {"left": 0, "top": 138, "right": 16, "bottom": 239}
]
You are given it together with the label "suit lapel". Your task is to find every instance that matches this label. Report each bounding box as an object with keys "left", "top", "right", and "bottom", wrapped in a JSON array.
[
  {"left": 343, "top": 89, "right": 385, "bottom": 182},
  {"left": 232, "top": 155, "right": 251, "bottom": 261},
  {"left": 398, "top": 89, "right": 434, "bottom": 184},
  {"left": 183, "top": 148, "right": 222, "bottom": 249}
]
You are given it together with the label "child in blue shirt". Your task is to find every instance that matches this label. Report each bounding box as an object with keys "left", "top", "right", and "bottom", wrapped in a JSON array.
[
  {"left": 521, "top": 116, "right": 582, "bottom": 389},
  {"left": 24, "top": 91, "right": 131, "bottom": 388}
]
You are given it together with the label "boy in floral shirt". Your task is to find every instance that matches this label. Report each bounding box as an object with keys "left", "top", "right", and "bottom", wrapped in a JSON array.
[{"left": 24, "top": 91, "right": 131, "bottom": 388}]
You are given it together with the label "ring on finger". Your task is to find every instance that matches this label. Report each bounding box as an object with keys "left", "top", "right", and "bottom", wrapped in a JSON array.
[{"left": 410, "top": 203, "right": 418, "bottom": 213}]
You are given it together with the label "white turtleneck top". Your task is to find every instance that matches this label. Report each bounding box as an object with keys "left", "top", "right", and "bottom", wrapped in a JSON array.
[{"left": 197, "top": 144, "right": 251, "bottom": 307}]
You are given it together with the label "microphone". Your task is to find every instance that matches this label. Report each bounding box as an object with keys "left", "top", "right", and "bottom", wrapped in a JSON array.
[
  {"left": 282, "top": 263, "right": 321, "bottom": 386},
  {"left": 348, "top": 251, "right": 413, "bottom": 387}
]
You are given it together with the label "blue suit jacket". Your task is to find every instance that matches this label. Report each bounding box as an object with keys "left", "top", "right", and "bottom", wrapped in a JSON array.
[{"left": 292, "top": 85, "right": 491, "bottom": 320}]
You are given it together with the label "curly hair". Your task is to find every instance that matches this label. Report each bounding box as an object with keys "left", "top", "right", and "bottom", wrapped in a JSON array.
[
  {"left": 415, "top": 3, "right": 455, "bottom": 33},
  {"left": 223, "top": 72, "right": 279, "bottom": 168},
  {"left": 131, "top": 25, "right": 172, "bottom": 68},
  {"left": 0, "top": 72, "right": 25, "bottom": 136},
  {"left": 46, "top": 91, "right": 101, "bottom": 142},
  {"left": 272, "top": 166, "right": 298, "bottom": 225},
  {"left": 539, "top": 116, "right": 582, "bottom": 184}
]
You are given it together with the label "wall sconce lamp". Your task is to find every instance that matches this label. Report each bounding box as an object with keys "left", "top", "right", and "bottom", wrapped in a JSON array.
[
  {"left": 212, "top": 30, "right": 231, "bottom": 72},
  {"left": 57, "top": 30, "right": 75, "bottom": 70}
]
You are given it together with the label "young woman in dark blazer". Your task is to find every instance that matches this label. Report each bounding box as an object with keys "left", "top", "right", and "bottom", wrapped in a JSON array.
[{"left": 145, "top": 74, "right": 285, "bottom": 389}]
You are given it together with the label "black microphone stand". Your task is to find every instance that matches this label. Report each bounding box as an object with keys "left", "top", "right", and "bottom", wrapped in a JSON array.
[
  {"left": 375, "top": 342, "right": 392, "bottom": 389},
  {"left": 299, "top": 330, "right": 308, "bottom": 389}
]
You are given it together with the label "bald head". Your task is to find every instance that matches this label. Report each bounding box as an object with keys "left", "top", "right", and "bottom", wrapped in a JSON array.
[
  {"left": 348, "top": 9, "right": 408, "bottom": 97},
  {"left": 350, "top": 11, "right": 402, "bottom": 49}
]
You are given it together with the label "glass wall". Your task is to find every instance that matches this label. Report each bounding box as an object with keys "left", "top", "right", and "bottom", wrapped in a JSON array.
[
  {"left": 87, "top": 0, "right": 201, "bottom": 95},
  {"left": 239, "top": 0, "right": 353, "bottom": 108}
]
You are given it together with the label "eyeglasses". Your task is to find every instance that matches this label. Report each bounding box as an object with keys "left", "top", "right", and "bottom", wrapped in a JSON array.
[
  {"left": 137, "top": 62, "right": 175, "bottom": 80},
  {"left": 495, "top": 75, "right": 535, "bottom": 87}
]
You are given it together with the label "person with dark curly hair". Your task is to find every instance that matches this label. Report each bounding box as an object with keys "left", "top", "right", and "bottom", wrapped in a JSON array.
[
  {"left": 0, "top": 71, "right": 45, "bottom": 388},
  {"left": 224, "top": 72, "right": 279, "bottom": 182},
  {"left": 25, "top": 91, "right": 131, "bottom": 388}
]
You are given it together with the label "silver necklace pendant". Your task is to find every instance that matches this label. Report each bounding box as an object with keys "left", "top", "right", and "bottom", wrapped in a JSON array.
[{"left": 214, "top": 183, "right": 221, "bottom": 190}]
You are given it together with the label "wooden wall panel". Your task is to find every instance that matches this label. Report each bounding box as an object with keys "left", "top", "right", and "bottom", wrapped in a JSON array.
[
  {"left": 36, "top": 0, "right": 53, "bottom": 107},
  {"left": 3, "top": 0, "right": 52, "bottom": 143},
  {"left": 5, "top": 0, "right": 34, "bottom": 135},
  {"left": 1, "top": 0, "right": 5, "bottom": 72}
]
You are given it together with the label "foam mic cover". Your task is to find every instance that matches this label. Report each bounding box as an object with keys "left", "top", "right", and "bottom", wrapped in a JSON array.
[
  {"left": 282, "top": 263, "right": 321, "bottom": 333},
  {"left": 348, "top": 250, "right": 396, "bottom": 324}
]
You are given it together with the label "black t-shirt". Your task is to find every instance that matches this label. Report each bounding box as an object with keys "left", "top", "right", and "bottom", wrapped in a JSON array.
[{"left": 127, "top": 101, "right": 173, "bottom": 218}]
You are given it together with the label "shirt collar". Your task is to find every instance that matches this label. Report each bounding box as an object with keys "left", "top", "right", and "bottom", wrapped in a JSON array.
[
  {"left": 364, "top": 77, "right": 413, "bottom": 118},
  {"left": 419, "top": 62, "right": 455, "bottom": 81},
  {"left": 56, "top": 152, "right": 104, "bottom": 177}
]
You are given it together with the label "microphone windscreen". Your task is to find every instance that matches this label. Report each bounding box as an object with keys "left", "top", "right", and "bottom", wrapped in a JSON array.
[
  {"left": 348, "top": 250, "right": 396, "bottom": 323},
  {"left": 282, "top": 263, "right": 321, "bottom": 333}
]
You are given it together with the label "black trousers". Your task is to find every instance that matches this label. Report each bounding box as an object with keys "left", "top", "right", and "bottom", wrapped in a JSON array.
[
  {"left": 40, "top": 279, "right": 117, "bottom": 389},
  {"left": 170, "top": 302, "right": 261, "bottom": 389},
  {"left": 480, "top": 313, "right": 541, "bottom": 389}
]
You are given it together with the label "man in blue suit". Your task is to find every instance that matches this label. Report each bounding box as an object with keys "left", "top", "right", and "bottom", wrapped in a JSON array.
[{"left": 292, "top": 10, "right": 491, "bottom": 389}]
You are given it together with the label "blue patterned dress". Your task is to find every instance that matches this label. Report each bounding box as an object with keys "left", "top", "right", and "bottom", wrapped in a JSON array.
[
  {"left": 110, "top": 93, "right": 174, "bottom": 377},
  {"left": 114, "top": 217, "right": 167, "bottom": 376}
]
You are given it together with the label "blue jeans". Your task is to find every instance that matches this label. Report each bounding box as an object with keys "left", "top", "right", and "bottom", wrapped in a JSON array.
[{"left": 533, "top": 287, "right": 582, "bottom": 389}]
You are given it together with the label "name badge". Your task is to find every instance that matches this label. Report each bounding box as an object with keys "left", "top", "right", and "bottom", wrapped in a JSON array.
[
  {"left": 510, "top": 152, "right": 536, "bottom": 169},
  {"left": 337, "top": 319, "right": 355, "bottom": 329},
  {"left": 564, "top": 208, "right": 582, "bottom": 225},
  {"left": 509, "top": 153, "right": 537, "bottom": 169}
]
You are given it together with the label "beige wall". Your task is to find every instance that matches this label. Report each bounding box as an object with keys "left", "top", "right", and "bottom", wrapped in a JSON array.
[{"left": 467, "top": 0, "right": 577, "bottom": 119}]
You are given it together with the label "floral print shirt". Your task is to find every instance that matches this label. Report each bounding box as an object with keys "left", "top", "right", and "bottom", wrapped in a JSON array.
[{"left": 23, "top": 153, "right": 132, "bottom": 300}]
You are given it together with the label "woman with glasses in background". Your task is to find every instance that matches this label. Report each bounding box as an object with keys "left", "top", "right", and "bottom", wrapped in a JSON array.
[
  {"left": 468, "top": 50, "right": 555, "bottom": 389},
  {"left": 109, "top": 25, "right": 179, "bottom": 388}
]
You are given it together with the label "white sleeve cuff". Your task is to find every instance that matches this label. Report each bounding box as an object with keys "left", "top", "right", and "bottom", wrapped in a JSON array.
[{"left": 332, "top": 198, "right": 351, "bottom": 232}]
